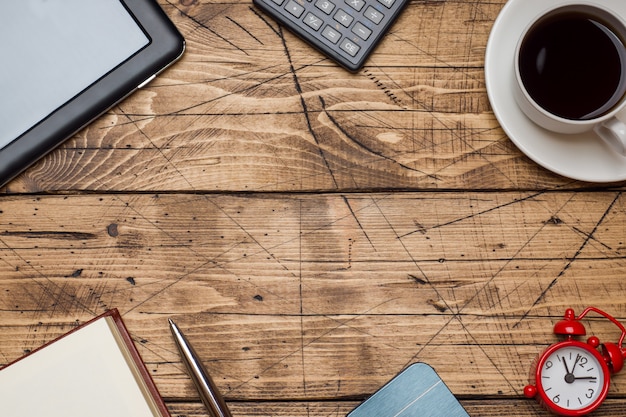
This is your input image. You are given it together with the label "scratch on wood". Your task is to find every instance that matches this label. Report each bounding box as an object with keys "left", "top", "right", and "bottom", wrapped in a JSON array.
[
  {"left": 226, "top": 15, "right": 264, "bottom": 45},
  {"left": 400, "top": 191, "right": 545, "bottom": 239},
  {"left": 363, "top": 69, "right": 404, "bottom": 107},
  {"left": 515, "top": 191, "right": 622, "bottom": 327},
  {"left": 250, "top": 6, "right": 281, "bottom": 37},
  {"left": 342, "top": 196, "right": 374, "bottom": 251},
  {"left": 319, "top": 96, "right": 439, "bottom": 179},
  {"left": 278, "top": 30, "right": 339, "bottom": 189},
  {"left": 166, "top": 0, "right": 249, "bottom": 55}
]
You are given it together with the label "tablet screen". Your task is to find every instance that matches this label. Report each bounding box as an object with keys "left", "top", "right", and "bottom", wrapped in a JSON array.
[{"left": 0, "top": 0, "right": 150, "bottom": 149}]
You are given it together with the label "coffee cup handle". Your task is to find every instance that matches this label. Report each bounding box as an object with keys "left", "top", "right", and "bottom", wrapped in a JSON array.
[{"left": 594, "top": 117, "right": 626, "bottom": 156}]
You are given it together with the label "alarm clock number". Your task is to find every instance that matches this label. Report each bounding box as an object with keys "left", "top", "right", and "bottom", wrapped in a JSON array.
[{"left": 539, "top": 346, "right": 604, "bottom": 412}]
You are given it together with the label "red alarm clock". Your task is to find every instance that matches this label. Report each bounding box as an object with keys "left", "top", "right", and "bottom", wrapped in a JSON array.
[{"left": 524, "top": 307, "right": 626, "bottom": 416}]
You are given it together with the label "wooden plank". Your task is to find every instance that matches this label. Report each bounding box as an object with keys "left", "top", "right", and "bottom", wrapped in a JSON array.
[
  {"left": 2, "top": 1, "right": 626, "bottom": 415},
  {"left": 167, "top": 400, "right": 626, "bottom": 417},
  {"left": 1, "top": 191, "right": 626, "bottom": 404},
  {"left": 4, "top": 0, "right": 618, "bottom": 193},
  {"left": 1, "top": 311, "right": 623, "bottom": 399}
]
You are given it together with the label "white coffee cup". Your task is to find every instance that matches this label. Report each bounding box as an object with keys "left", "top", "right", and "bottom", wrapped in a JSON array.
[{"left": 513, "top": 3, "right": 626, "bottom": 156}]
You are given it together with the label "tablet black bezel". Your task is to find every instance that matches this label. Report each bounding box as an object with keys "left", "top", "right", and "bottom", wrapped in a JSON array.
[{"left": 0, "top": 0, "right": 185, "bottom": 188}]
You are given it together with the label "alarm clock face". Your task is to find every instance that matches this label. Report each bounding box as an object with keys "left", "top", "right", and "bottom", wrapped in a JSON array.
[{"left": 537, "top": 344, "right": 606, "bottom": 412}]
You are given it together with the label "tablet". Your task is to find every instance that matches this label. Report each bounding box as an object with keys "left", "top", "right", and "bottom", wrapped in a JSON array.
[{"left": 0, "top": 0, "right": 185, "bottom": 188}]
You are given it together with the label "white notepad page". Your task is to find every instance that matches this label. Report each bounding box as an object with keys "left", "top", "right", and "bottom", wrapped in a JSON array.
[{"left": 0, "top": 317, "right": 156, "bottom": 417}]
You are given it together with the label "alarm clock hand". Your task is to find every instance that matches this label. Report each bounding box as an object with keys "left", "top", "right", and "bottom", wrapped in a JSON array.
[
  {"left": 573, "top": 376, "right": 597, "bottom": 381},
  {"left": 562, "top": 354, "right": 583, "bottom": 384},
  {"left": 561, "top": 356, "right": 572, "bottom": 375}
]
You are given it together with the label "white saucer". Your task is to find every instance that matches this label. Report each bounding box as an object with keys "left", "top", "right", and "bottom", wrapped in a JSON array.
[{"left": 485, "top": 0, "right": 626, "bottom": 182}]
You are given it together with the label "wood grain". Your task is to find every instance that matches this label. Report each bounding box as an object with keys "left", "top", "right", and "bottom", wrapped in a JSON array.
[
  {"left": 2, "top": 0, "right": 626, "bottom": 416},
  {"left": 1, "top": 192, "right": 625, "bottom": 409},
  {"left": 4, "top": 0, "right": 621, "bottom": 193},
  {"left": 167, "top": 400, "right": 626, "bottom": 417}
]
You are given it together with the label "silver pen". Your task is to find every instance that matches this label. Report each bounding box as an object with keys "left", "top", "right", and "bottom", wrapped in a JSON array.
[{"left": 169, "top": 319, "right": 233, "bottom": 417}]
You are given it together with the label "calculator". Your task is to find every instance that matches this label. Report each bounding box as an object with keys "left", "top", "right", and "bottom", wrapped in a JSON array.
[{"left": 253, "top": 0, "right": 408, "bottom": 71}]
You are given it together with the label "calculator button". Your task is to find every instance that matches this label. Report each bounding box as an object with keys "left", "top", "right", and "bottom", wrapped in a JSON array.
[
  {"left": 304, "top": 12, "right": 323, "bottom": 30},
  {"left": 345, "top": 0, "right": 365, "bottom": 12},
  {"left": 377, "top": 0, "right": 395, "bottom": 7},
  {"left": 253, "top": 0, "right": 407, "bottom": 70},
  {"left": 315, "top": 0, "right": 335, "bottom": 14},
  {"left": 352, "top": 22, "right": 372, "bottom": 40},
  {"left": 333, "top": 9, "right": 354, "bottom": 27},
  {"left": 339, "top": 38, "right": 360, "bottom": 56},
  {"left": 322, "top": 25, "right": 341, "bottom": 44},
  {"left": 285, "top": 0, "right": 305, "bottom": 17},
  {"left": 363, "top": 6, "right": 384, "bottom": 24}
]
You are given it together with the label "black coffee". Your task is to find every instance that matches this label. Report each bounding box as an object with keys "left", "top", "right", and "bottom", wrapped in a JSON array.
[{"left": 519, "top": 11, "right": 626, "bottom": 120}]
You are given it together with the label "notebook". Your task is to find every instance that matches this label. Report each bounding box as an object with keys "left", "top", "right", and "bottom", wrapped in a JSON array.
[
  {"left": 0, "top": 309, "right": 171, "bottom": 417},
  {"left": 347, "top": 362, "right": 470, "bottom": 417},
  {"left": 0, "top": 0, "right": 185, "bottom": 188}
]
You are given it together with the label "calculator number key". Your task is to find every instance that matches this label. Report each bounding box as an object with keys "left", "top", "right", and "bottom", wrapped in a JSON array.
[{"left": 315, "top": 0, "right": 335, "bottom": 14}]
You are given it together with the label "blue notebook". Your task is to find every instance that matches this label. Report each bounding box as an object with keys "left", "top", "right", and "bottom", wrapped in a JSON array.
[{"left": 347, "top": 363, "right": 470, "bottom": 417}]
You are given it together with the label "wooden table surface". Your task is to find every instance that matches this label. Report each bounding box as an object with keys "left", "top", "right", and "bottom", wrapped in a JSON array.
[{"left": 2, "top": 0, "right": 626, "bottom": 415}]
